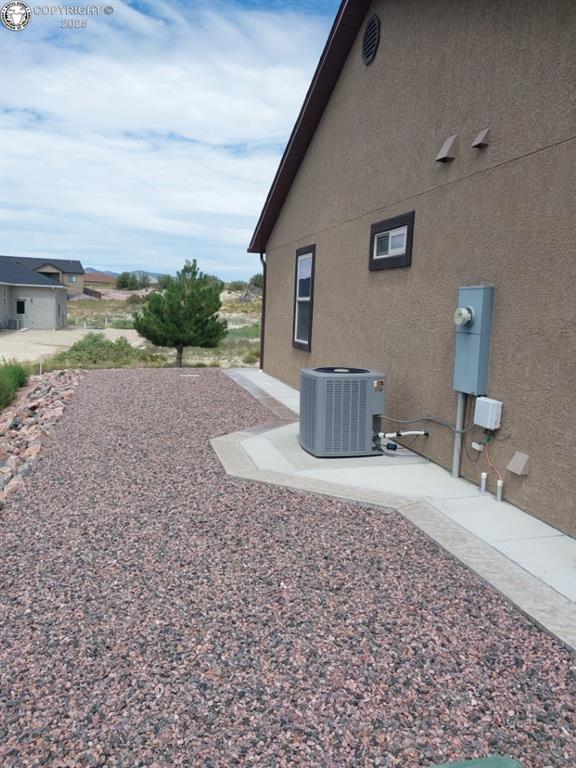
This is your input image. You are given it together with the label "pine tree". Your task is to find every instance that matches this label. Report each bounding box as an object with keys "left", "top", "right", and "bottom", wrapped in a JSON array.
[{"left": 133, "top": 260, "right": 227, "bottom": 367}]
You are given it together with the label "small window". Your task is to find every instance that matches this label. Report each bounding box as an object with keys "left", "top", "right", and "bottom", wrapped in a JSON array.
[
  {"left": 369, "top": 211, "right": 415, "bottom": 271},
  {"left": 16, "top": 300, "right": 25, "bottom": 314},
  {"left": 68, "top": 275, "right": 77, "bottom": 283},
  {"left": 293, "top": 245, "right": 315, "bottom": 351}
]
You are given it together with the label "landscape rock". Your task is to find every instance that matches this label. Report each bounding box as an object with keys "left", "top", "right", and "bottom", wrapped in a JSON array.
[
  {"left": 0, "top": 368, "right": 573, "bottom": 767},
  {"left": 0, "top": 369, "right": 84, "bottom": 504}
]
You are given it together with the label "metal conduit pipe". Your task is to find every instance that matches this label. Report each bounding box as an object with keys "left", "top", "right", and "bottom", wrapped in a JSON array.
[
  {"left": 451, "top": 392, "right": 467, "bottom": 478},
  {"left": 259, "top": 252, "right": 266, "bottom": 370}
]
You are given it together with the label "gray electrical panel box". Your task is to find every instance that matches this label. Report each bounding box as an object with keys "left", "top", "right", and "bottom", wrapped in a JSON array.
[{"left": 453, "top": 285, "right": 494, "bottom": 395}]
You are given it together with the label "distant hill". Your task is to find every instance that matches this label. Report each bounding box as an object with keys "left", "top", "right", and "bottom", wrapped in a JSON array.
[{"left": 86, "top": 267, "right": 118, "bottom": 277}]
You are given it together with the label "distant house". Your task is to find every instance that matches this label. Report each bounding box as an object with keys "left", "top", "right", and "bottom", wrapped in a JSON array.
[
  {"left": 84, "top": 271, "right": 117, "bottom": 288},
  {"left": 9, "top": 256, "right": 85, "bottom": 296},
  {"left": 248, "top": 1, "right": 575, "bottom": 536},
  {"left": 0, "top": 256, "right": 67, "bottom": 330}
]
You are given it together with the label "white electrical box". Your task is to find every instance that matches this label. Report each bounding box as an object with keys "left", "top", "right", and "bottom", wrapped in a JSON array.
[{"left": 474, "top": 397, "right": 502, "bottom": 430}]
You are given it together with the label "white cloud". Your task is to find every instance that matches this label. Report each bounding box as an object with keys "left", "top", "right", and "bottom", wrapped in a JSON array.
[{"left": 0, "top": 0, "right": 336, "bottom": 277}]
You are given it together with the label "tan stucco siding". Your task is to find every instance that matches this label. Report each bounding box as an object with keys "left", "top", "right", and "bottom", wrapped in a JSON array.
[
  {"left": 37, "top": 266, "right": 62, "bottom": 280},
  {"left": 267, "top": 0, "right": 576, "bottom": 250},
  {"left": 35, "top": 265, "right": 83, "bottom": 296},
  {"left": 64, "top": 274, "right": 84, "bottom": 296},
  {"left": 262, "top": 0, "right": 576, "bottom": 534},
  {"left": 10, "top": 287, "right": 67, "bottom": 330}
]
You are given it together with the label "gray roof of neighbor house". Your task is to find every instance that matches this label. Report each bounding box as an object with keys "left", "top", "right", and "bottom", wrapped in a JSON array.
[
  {"left": 248, "top": 0, "right": 371, "bottom": 254},
  {"left": 0, "top": 255, "right": 68, "bottom": 287},
  {"left": 13, "top": 256, "right": 85, "bottom": 274}
]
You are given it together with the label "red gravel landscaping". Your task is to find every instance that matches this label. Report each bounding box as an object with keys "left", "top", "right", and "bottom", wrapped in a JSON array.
[{"left": 0, "top": 369, "right": 574, "bottom": 767}]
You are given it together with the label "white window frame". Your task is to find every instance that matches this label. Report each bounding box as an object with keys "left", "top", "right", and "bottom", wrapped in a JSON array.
[
  {"left": 373, "top": 225, "right": 408, "bottom": 260},
  {"left": 67, "top": 274, "right": 77, "bottom": 283},
  {"left": 293, "top": 250, "right": 314, "bottom": 348}
]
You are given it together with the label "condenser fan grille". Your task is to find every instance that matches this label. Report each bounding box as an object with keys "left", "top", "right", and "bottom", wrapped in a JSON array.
[
  {"left": 299, "top": 367, "right": 385, "bottom": 457},
  {"left": 324, "top": 379, "right": 368, "bottom": 453},
  {"left": 300, "top": 372, "right": 317, "bottom": 450}
]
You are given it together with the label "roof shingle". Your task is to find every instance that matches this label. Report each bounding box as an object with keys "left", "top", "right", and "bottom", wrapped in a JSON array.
[
  {"left": 0, "top": 256, "right": 68, "bottom": 287},
  {"left": 13, "top": 256, "right": 85, "bottom": 275}
]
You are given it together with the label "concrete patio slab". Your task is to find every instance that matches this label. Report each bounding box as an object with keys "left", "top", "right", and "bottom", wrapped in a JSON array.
[
  {"left": 494, "top": 535, "right": 576, "bottom": 603},
  {"left": 219, "top": 368, "right": 576, "bottom": 652},
  {"left": 299, "top": 463, "right": 480, "bottom": 500},
  {"left": 430, "top": 495, "right": 566, "bottom": 543}
]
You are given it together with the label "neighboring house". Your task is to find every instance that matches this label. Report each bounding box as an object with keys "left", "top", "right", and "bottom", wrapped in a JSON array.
[
  {"left": 0, "top": 256, "right": 67, "bottom": 330},
  {"left": 84, "top": 271, "right": 117, "bottom": 289},
  {"left": 248, "top": 0, "right": 576, "bottom": 535},
  {"left": 8, "top": 256, "right": 85, "bottom": 296}
]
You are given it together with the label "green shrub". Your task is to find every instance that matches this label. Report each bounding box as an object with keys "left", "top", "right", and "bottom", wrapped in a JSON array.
[
  {"left": 248, "top": 273, "right": 264, "bottom": 291},
  {"left": 242, "top": 351, "right": 260, "bottom": 365},
  {"left": 156, "top": 275, "right": 172, "bottom": 290},
  {"left": 0, "top": 360, "right": 29, "bottom": 410},
  {"left": 46, "top": 333, "right": 162, "bottom": 369},
  {"left": 226, "top": 280, "right": 247, "bottom": 292},
  {"left": 219, "top": 323, "right": 261, "bottom": 350}
]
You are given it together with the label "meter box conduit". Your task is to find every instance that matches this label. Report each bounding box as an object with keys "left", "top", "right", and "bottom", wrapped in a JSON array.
[{"left": 299, "top": 367, "right": 385, "bottom": 458}]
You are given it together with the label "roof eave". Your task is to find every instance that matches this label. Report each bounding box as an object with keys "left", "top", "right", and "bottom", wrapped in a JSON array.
[
  {"left": 0, "top": 281, "right": 68, "bottom": 289},
  {"left": 247, "top": 0, "right": 371, "bottom": 254}
]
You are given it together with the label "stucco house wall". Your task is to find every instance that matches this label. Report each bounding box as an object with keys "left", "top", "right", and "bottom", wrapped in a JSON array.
[
  {"left": 63, "top": 272, "right": 83, "bottom": 296},
  {"left": 261, "top": 0, "right": 576, "bottom": 534},
  {"left": 35, "top": 264, "right": 84, "bottom": 296},
  {"left": 9, "top": 286, "right": 67, "bottom": 330},
  {"left": 0, "top": 285, "right": 9, "bottom": 328}
]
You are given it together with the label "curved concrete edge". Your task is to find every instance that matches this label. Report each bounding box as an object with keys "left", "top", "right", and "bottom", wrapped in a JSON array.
[
  {"left": 212, "top": 431, "right": 408, "bottom": 510},
  {"left": 397, "top": 500, "right": 576, "bottom": 652},
  {"left": 211, "top": 428, "right": 576, "bottom": 654}
]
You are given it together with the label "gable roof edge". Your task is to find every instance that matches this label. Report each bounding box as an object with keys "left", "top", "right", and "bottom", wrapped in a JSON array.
[{"left": 247, "top": 0, "right": 371, "bottom": 254}]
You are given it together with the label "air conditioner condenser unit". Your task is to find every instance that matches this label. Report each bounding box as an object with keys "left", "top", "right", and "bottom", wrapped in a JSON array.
[{"left": 299, "top": 367, "right": 385, "bottom": 457}]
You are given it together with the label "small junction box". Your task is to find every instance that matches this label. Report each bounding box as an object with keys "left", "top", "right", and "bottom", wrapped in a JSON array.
[{"left": 474, "top": 396, "right": 503, "bottom": 430}]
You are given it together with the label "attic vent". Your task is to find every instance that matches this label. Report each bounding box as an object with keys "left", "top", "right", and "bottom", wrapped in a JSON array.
[{"left": 362, "top": 15, "right": 380, "bottom": 65}]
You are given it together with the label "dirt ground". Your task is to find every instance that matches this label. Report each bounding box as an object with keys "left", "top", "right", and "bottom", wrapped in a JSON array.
[{"left": 0, "top": 327, "right": 144, "bottom": 363}]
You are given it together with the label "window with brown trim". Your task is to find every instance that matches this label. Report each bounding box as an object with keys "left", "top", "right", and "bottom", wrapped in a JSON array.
[
  {"left": 293, "top": 245, "right": 315, "bottom": 351},
  {"left": 369, "top": 211, "right": 415, "bottom": 270}
]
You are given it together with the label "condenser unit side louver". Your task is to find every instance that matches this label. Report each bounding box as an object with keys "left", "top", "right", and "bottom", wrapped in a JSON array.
[{"left": 299, "top": 367, "right": 385, "bottom": 457}]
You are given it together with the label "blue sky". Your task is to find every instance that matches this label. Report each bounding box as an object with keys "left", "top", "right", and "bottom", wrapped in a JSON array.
[{"left": 0, "top": 0, "right": 339, "bottom": 278}]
